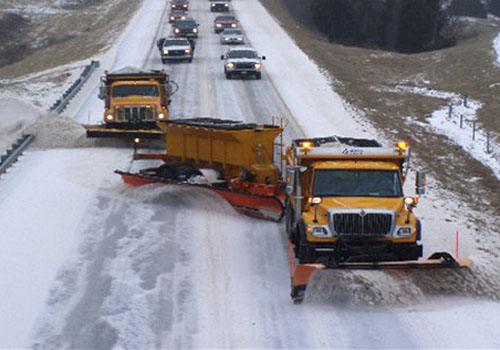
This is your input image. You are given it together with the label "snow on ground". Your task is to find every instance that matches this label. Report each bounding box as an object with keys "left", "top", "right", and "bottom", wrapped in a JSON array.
[
  {"left": 381, "top": 85, "right": 500, "bottom": 180},
  {"left": 0, "top": 148, "right": 130, "bottom": 348},
  {"left": 493, "top": 31, "right": 500, "bottom": 66}
]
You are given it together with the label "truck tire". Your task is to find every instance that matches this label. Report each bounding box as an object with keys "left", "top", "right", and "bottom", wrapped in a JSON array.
[
  {"left": 255, "top": 72, "right": 261, "bottom": 80},
  {"left": 188, "top": 57, "right": 193, "bottom": 63},
  {"left": 226, "top": 73, "right": 232, "bottom": 80},
  {"left": 285, "top": 203, "right": 297, "bottom": 243},
  {"left": 296, "top": 220, "right": 315, "bottom": 263},
  {"left": 416, "top": 219, "right": 422, "bottom": 241},
  {"left": 162, "top": 59, "right": 167, "bottom": 64}
]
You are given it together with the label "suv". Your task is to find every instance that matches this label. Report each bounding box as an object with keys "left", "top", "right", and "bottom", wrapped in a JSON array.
[
  {"left": 214, "top": 15, "right": 239, "bottom": 33},
  {"left": 221, "top": 47, "right": 266, "bottom": 80},
  {"left": 157, "top": 38, "right": 194, "bottom": 63},
  {"left": 210, "top": 0, "right": 230, "bottom": 12},
  {"left": 173, "top": 18, "right": 199, "bottom": 39},
  {"left": 220, "top": 28, "right": 244, "bottom": 44}
]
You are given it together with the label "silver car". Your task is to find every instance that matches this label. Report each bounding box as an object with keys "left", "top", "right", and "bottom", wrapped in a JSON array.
[{"left": 220, "top": 28, "right": 244, "bottom": 45}]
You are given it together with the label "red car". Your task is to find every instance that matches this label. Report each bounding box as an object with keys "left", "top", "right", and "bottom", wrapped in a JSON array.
[
  {"left": 214, "top": 15, "right": 239, "bottom": 34},
  {"left": 169, "top": 9, "right": 188, "bottom": 23},
  {"left": 170, "top": 0, "right": 188, "bottom": 11}
]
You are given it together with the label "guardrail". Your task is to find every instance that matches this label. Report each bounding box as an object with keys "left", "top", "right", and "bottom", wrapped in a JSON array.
[
  {"left": 0, "top": 134, "right": 35, "bottom": 178},
  {"left": 49, "top": 60, "right": 100, "bottom": 114}
]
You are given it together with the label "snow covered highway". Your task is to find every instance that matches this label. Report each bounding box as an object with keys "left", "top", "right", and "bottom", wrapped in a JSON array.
[{"left": 1, "top": 0, "right": 500, "bottom": 348}]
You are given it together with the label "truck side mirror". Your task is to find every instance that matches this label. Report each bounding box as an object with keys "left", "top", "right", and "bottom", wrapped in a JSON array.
[
  {"left": 262, "top": 56, "right": 266, "bottom": 60},
  {"left": 220, "top": 55, "right": 224, "bottom": 60},
  {"left": 416, "top": 171, "right": 426, "bottom": 195}
]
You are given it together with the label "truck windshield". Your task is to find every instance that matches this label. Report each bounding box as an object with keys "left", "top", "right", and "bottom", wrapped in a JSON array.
[
  {"left": 227, "top": 50, "right": 258, "bottom": 58},
  {"left": 313, "top": 169, "right": 402, "bottom": 197},
  {"left": 112, "top": 85, "right": 158, "bottom": 98}
]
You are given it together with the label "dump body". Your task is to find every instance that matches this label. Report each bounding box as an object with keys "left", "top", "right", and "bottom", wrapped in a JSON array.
[
  {"left": 285, "top": 136, "right": 423, "bottom": 265},
  {"left": 157, "top": 118, "right": 282, "bottom": 184}
]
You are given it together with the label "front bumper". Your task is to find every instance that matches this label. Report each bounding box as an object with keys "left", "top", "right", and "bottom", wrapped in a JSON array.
[
  {"left": 302, "top": 238, "right": 422, "bottom": 264},
  {"left": 162, "top": 54, "right": 192, "bottom": 60},
  {"left": 226, "top": 69, "right": 260, "bottom": 75}
]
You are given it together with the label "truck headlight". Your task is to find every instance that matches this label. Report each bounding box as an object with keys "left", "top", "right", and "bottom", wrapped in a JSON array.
[
  {"left": 216, "top": 23, "right": 222, "bottom": 27},
  {"left": 175, "top": 28, "right": 180, "bottom": 33},
  {"left": 397, "top": 227, "right": 413, "bottom": 237},
  {"left": 193, "top": 28, "right": 198, "bottom": 33},
  {"left": 307, "top": 226, "right": 332, "bottom": 237},
  {"left": 226, "top": 62, "right": 235, "bottom": 69},
  {"left": 106, "top": 114, "right": 113, "bottom": 121},
  {"left": 170, "top": 16, "right": 175, "bottom": 20},
  {"left": 211, "top": 3, "right": 215, "bottom": 6},
  {"left": 254, "top": 63, "right": 261, "bottom": 69},
  {"left": 158, "top": 113, "right": 165, "bottom": 120},
  {"left": 185, "top": 48, "right": 191, "bottom": 54},
  {"left": 237, "top": 37, "right": 243, "bottom": 41},
  {"left": 163, "top": 49, "right": 169, "bottom": 55},
  {"left": 225, "top": 3, "right": 229, "bottom": 6},
  {"left": 231, "top": 23, "right": 237, "bottom": 27},
  {"left": 225, "top": 37, "right": 230, "bottom": 41}
]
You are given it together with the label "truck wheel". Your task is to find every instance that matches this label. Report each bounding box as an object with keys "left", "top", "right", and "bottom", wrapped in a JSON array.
[
  {"left": 188, "top": 58, "right": 193, "bottom": 63},
  {"left": 162, "top": 59, "right": 167, "bottom": 64},
  {"left": 285, "top": 204, "right": 297, "bottom": 243},
  {"left": 296, "top": 221, "right": 315, "bottom": 263},
  {"left": 255, "top": 72, "right": 262, "bottom": 80},
  {"left": 226, "top": 73, "right": 232, "bottom": 80},
  {"left": 157, "top": 165, "right": 175, "bottom": 180}
]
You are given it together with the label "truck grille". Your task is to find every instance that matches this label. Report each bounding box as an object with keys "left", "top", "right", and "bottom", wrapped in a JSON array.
[
  {"left": 168, "top": 50, "right": 185, "bottom": 56},
  {"left": 235, "top": 63, "right": 255, "bottom": 70},
  {"left": 117, "top": 106, "right": 155, "bottom": 123},
  {"left": 331, "top": 212, "right": 393, "bottom": 236}
]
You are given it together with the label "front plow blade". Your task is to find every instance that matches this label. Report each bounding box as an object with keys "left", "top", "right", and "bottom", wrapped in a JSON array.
[
  {"left": 288, "top": 241, "right": 472, "bottom": 303},
  {"left": 84, "top": 125, "right": 163, "bottom": 139}
]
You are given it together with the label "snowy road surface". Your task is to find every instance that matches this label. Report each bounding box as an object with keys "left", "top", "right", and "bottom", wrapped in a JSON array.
[{"left": 0, "top": 0, "right": 499, "bottom": 348}]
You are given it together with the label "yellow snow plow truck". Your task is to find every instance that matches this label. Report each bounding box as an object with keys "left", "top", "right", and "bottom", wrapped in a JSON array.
[
  {"left": 284, "top": 136, "right": 471, "bottom": 301},
  {"left": 85, "top": 67, "right": 175, "bottom": 139}
]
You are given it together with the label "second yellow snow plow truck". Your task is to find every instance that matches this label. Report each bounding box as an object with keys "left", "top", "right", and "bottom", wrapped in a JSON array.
[
  {"left": 85, "top": 67, "right": 175, "bottom": 139},
  {"left": 285, "top": 136, "right": 471, "bottom": 301}
]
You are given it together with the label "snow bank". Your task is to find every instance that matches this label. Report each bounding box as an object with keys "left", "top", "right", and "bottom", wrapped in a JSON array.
[{"left": 0, "top": 98, "right": 40, "bottom": 154}]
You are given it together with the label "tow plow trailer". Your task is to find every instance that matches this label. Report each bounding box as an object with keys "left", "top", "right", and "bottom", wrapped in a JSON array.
[
  {"left": 289, "top": 242, "right": 472, "bottom": 302},
  {"left": 116, "top": 118, "right": 286, "bottom": 222}
]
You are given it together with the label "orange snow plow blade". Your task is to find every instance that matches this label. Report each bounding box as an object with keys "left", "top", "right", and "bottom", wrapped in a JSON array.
[
  {"left": 116, "top": 171, "right": 284, "bottom": 222},
  {"left": 288, "top": 241, "right": 472, "bottom": 302}
]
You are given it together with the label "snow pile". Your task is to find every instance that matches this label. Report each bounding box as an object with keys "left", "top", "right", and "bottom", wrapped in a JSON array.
[
  {"left": 305, "top": 270, "right": 425, "bottom": 308},
  {"left": 305, "top": 262, "right": 500, "bottom": 308},
  {"left": 493, "top": 31, "right": 500, "bottom": 66},
  {"left": 25, "top": 113, "right": 90, "bottom": 149}
]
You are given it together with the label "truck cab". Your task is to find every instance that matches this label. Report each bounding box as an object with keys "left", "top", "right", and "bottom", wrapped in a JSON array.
[
  {"left": 285, "top": 136, "right": 425, "bottom": 265},
  {"left": 98, "top": 67, "right": 171, "bottom": 130}
]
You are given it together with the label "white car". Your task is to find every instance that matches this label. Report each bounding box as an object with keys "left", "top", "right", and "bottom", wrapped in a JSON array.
[
  {"left": 221, "top": 47, "right": 266, "bottom": 80},
  {"left": 157, "top": 38, "right": 194, "bottom": 63},
  {"left": 220, "top": 28, "right": 244, "bottom": 44}
]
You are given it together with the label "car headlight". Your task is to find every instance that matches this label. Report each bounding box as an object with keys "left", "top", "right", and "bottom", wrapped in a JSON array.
[
  {"left": 170, "top": 16, "right": 175, "bottom": 20},
  {"left": 175, "top": 28, "right": 180, "bottom": 33},
  {"left": 185, "top": 48, "right": 191, "bottom": 54},
  {"left": 254, "top": 63, "right": 261, "bottom": 69},
  {"left": 226, "top": 62, "right": 235, "bottom": 69},
  {"left": 237, "top": 37, "right": 243, "bottom": 41},
  {"left": 193, "top": 28, "right": 198, "bottom": 33},
  {"left": 212, "top": 3, "right": 215, "bottom": 6},
  {"left": 158, "top": 113, "right": 165, "bottom": 120},
  {"left": 225, "top": 3, "right": 229, "bottom": 6},
  {"left": 216, "top": 23, "right": 222, "bottom": 27},
  {"left": 106, "top": 114, "right": 113, "bottom": 121},
  {"left": 181, "top": 16, "right": 186, "bottom": 20},
  {"left": 163, "top": 49, "right": 169, "bottom": 55},
  {"left": 397, "top": 227, "right": 413, "bottom": 237},
  {"left": 231, "top": 23, "right": 237, "bottom": 27},
  {"left": 224, "top": 37, "right": 229, "bottom": 41}
]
